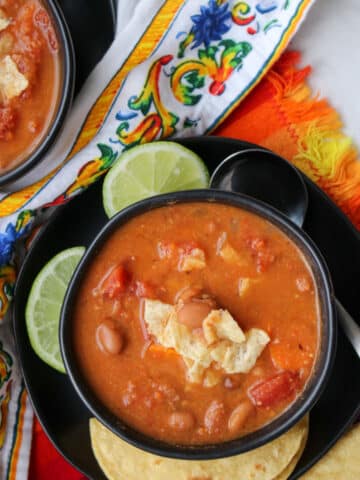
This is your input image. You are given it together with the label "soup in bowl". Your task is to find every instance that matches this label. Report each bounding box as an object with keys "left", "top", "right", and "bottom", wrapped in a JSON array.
[
  {"left": 0, "top": 0, "right": 74, "bottom": 183},
  {"left": 60, "top": 190, "right": 335, "bottom": 459}
]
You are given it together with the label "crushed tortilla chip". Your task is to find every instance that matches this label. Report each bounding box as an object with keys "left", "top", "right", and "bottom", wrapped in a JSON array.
[
  {"left": 216, "top": 232, "right": 246, "bottom": 265},
  {"left": 218, "top": 242, "right": 242, "bottom": 263},
  {"left": 142, "top": 299, "right": 173, "bottom": 339},
  {"left": 210, "top": 329, "right": 270, "bottom": 374},
  {"left": 0, "top": 9, "right": 10, "bottom": 32},
  {"left": 144, "top": 300, "right": 212, "bottom": 381},
  {"left": 178, "top": 247, "right": 206, "bottom": 272},
  {"left": 183, "top": 358, "right": 207, "bottom": 383},
  {"left": 203, "top": 309, "right": 246, "bottom": 345},
  {"left": 0, "top": 55, "right": 29, "bottom": 101},
  {"left": 143, "top": 299, "right": 270, "bottom": 385},
  {"left": 203, "top": 369, "right": 222, "bottom": 388}
]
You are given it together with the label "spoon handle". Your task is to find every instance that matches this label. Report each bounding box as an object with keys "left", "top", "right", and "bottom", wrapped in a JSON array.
[{"left": 336, "top": 299, "right": 360, "bottom": 358}]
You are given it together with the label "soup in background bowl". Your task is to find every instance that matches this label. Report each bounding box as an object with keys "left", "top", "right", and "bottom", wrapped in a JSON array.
[
  {"left": 60, "top": 190, "right": 336, "bottom": 459},
  {"left": 0, "top": 0, "right": 74, "bottom": 183}
]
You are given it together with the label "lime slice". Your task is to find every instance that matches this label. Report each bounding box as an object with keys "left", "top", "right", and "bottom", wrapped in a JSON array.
[
  {"left": 102, "top": 141, "right": 209, "bottom": 218},
  {"left": 25, "top": 246, "right": 85, "bottom": 373}
]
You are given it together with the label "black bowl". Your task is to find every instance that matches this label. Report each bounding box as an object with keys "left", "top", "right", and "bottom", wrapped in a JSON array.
[
  {"left": 0, "top": 0, "right": 75, "bottom": 186},
  {"left": 60, "top": 189, "right": 336, "bottom": 460}
]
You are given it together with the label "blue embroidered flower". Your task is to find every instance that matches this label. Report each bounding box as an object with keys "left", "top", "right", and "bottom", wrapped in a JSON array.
[
  {"left": 191, "top": 0, "right": 231, "bottom": 49},
  {"left": 0, "top": 224, "right": 17, "bottom": 265}
]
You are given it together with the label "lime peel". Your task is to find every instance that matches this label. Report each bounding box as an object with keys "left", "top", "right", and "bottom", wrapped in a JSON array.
[
  {"left": 25, "top": 246, "right": 85, "bottom": 373},
  {"left": 102, "top": 141, "right": 209, "bottom": 218}
]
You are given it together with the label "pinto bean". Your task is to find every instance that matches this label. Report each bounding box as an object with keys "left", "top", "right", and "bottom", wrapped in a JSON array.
[
  {"left": 168, "top": 411, "right": 195, "bottom": 431},
  {"left": 204, "top": 400, "right": 226, "bottom": 434},
  {"left": 177, "top": 300, "right": 213, "bottom": 329},
  {"left": 96, "top": 322, "right": 124, "bottom": 355},
  {"left": 228, "top": 401, "right": 254, "bottom": 434}
]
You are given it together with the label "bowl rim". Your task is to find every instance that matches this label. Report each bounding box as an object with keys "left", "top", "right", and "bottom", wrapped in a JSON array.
[
  {"left": 0, "top": 0, "right": 75, "bottom": 187},
  {"left": 60, "top": 189, "right": 337, "bottom": 460}
]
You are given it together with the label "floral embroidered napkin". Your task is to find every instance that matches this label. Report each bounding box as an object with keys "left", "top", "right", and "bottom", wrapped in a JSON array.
[{"left": 0, "top": 1, "right": 314, "bottom": 478}]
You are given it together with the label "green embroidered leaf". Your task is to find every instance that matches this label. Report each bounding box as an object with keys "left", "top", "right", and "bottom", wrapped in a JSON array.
[
  {"left": 172, "top": 65, "right": 205, "bottom": 106},
  {"left": 183, "top": 117, "right": 199, "bottom": 128},
  {"left": 15, "top": 210, "right": 34, "bottom": 234},
  {"left": 98, "top": 144, "right": 113, "bottom": 159},
  {"left": 129, "top": 94, "right": 153, "bottom": 116},
  {"left": 264, "top": 19, "right": 280, "bottom": 33},
  {"left": 184, "top": 71, "right": 205, "bottom": 90},
  {"left": 198, "top": 46, "right": 218, "bottom": 61},
  {"left": 220, "top": 40, "right": 252, "bottom": 69},
  {"left": 219, "top": 39, "right": 236, "bottom": 49},
  {"left": 169, "top": 112, "right": 179, "bottom": 129},
  {"left": 4, "top": 282, "right": 14, "bottom": 301},
  {"left": 207, "top": 46, "right": 218, "bottom": 60},
  {"left": 97, "top": 144, "right": 118, "bottom": 168},
  {"left": 116, "top": 121, "right": 129, "bottom": 137}
]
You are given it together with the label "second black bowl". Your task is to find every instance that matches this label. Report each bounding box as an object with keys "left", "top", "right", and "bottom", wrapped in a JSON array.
[{"left": 0, "top": 0, "right": 75, "bottom": 186}]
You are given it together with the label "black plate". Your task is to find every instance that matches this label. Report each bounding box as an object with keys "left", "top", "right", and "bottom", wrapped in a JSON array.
[{"left": 13, "top": 136, "right": 360, "bottom": 479}]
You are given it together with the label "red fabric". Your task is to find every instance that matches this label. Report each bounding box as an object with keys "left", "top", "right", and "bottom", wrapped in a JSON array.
[{"left": 29, "top": 418, "right": 85, "bottom": 479}]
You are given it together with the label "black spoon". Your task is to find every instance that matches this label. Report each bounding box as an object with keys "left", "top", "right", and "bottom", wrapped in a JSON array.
[{"left": 210, "top": 148, "right": 360, "bottom": 358}]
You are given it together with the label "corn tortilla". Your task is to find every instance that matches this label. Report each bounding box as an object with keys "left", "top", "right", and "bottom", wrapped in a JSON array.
[
  {"left": 90, "top": 415, "right": 309, "bottom": 480},
  {"left": 273, "top": 424, "right": 308, "bottom": 480},
  {"left": 300, "top": 424, "right": 360, "bottom": 479}
]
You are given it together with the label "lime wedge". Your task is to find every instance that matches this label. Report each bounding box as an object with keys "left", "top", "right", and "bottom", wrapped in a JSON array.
[
  {"left": 25, "top": 246, "right": 85, "bottom": 373},
  {"left": 102, "top": 141, "right": 209, "bottom": 218}
]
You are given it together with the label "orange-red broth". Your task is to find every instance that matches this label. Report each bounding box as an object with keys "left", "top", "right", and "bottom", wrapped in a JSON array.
[
  {"left": 0, "top": 0, "right": 60, "bottom": 171},
  {"left": 72, "top": 203, "right": 319, "bottom": 445}
]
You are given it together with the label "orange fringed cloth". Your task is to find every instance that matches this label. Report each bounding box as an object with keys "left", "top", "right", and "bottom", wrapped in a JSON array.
[
  {"left": 28, "top": 51, "right": 360, "bottom": 478},
  {"left": 216, "top": 51, "right": 360, "bottom": 229}
]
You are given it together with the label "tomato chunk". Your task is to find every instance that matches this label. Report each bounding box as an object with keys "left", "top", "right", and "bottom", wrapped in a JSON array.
[
  {"left": 248, "top": 371, "right": 299, "bottom": 408},
  {"left": 100, "top": 265, "right": 130, "bottom": 298}
]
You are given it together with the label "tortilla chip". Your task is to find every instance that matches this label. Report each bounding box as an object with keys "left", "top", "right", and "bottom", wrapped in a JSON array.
[
  {"left": 182, "top": 357, "right": 206, "bottom": 384},
  {"left": 203, "top": 309, "right": 246, "bottom": 345},
  {"left": 144, "top": 300, "right": 269, "bottom": 384},
  {"left": 178, "top": 248, "right": 206, "bottom": 272},
  {"left": 0, "top": 32, "right": 13, "bottom": 58},
  {"left": 210, "top": 328, "right": 270, "bottom": 374},
  {"left": 218, "top": 241, "right": 242, "bottom": 264},
  {"left": 0, "top": 9, "right": 10, "bottom": 32},
  {"left": 0, "top": 55, "right": 29, "bottom": 100},
  {"left": 143, "top": 299, "right": 173, "bottom": 339},
  {"left": 90, "top": 415, "right": 309, "bottom": 480},
  {"left": 300, "top": 424, "right": 360, "bottom": 479},
  {"left": 203, "top": 369, "right": 222, "bottom": 388}
]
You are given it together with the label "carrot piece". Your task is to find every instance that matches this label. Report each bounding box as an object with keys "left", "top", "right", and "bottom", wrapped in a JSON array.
[{"left": 147, "top": 344, "right": 179, "bottom": 360}]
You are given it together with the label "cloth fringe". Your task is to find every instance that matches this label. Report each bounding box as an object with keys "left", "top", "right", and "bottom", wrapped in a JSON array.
[{"left": 215, "top": 50, "right": 360, "bottom": 230}]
